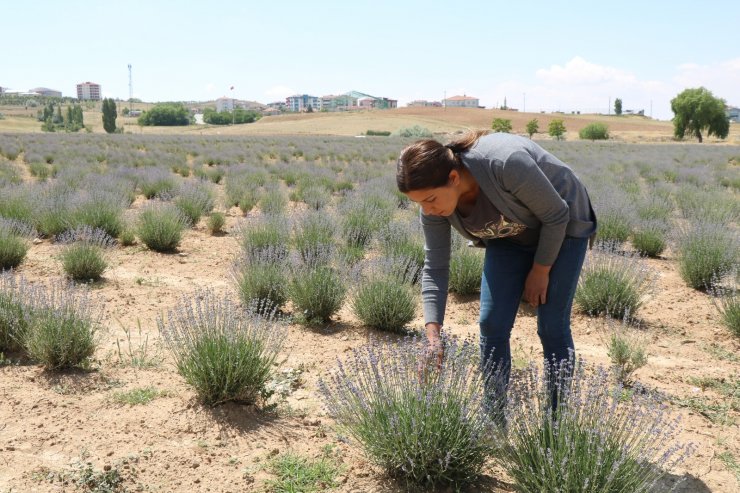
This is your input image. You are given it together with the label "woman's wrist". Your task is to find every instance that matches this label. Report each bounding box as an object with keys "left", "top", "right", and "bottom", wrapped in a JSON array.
[
  {"left": 531, "top": 262, "right": 552, "bottom": 274},
  {"left": 425, "top": 322, "right": 442, "bottom": 338}
]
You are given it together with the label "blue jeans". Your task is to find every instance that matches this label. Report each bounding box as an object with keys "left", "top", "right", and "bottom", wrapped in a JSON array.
[{"left": 479, "top": 236, "right": 588, "bottom": 404}]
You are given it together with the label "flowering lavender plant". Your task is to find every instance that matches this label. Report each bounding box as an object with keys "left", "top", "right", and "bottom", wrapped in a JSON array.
[
  {"left": 0, "top": 272, "right": 40, "bottom": 353},
  {"left": 287, "top": 247, "right": 346, "bottom": 324},
  {"left": 158, "top": 290, "right": 286, "bottom": 406},
  {"left": 575, "top": 242, "right": 654, "bottom": 319},
  {"left": 173, "top": 181, "right": 215, "bottom": 226},
  {"left": 23, "top": 280, "right": 101, "bottom": 369},
  {"left": 136, "top": 202, "right": 188, "bottom": 252},
  {"left": 0, "top": 218, "right": 37, "bottom": 270},
  {"left": 57, "top": 226, "right": 116, "bottom": 281},
  {"left": 493, "top": 359, "right": 694, "bottom": 492},
  {"left": 675, "top": 222, "right": 738, "bottom": 290},
  {"left": 351, "top": 257, "right": 418, "bottom": 333},
  {"left": 318, "top": 335, "right": 500, "bottom": 487},
  {"left": 449, "top": 236, "right": 485, "bottom": 296},
  {"left": 232, "top": 246, "right": 288, "bottom": 313}
]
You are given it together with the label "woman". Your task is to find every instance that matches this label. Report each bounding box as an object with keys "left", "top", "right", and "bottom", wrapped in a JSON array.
[{"left": 397, "top": 130, "right": 596, "bottom": 406}]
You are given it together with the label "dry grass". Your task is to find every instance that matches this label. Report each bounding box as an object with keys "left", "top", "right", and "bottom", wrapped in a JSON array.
[{"left": 3, "top": 104, "right": 740, "bottom": 143}]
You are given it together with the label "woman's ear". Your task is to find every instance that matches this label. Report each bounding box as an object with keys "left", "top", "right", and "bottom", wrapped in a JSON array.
[{"left": 447, "top": 169, "right": 460, "bottom": 187}]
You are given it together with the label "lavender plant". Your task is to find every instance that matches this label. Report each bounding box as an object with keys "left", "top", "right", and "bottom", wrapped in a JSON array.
[
  {"left": 675, "top": 223, "right": 738, "bottom": 290},
  {"left": 449, "top": 239, "right": 485, "bottom": 296},
  {"left": 318, "top": 335, "right": 500, "bottom": 488},
  {"left": 137, "top": 202, "right": 188, "bottom": 252},
  {"left": 377, "top": 218, "right": 425, "bottom": 285},
  {"left": 259, "top": 184, "right": 288, "bottom": 215},
  {"left": 232, "top": 247, "right": 288, "bottom": 312},
  {"left": 35, "top": 185, "right": 75, "bottom": 237},
  {"left": 631, "top": 220, "right": 668, "bottom": 258},
  {"left": 58, "top": 226, "right": 115, "bottom": 281},
  {"left": 575, "top": 243, "right": 653, "bottom": 319},
  {"left": 351, "top": 257, "right": 418, "bottom": 333},
  {"left": 70, "top": 189, "right": 128, "bottom": 238},
  {"left": 711, "top": 273, "right": 740, "bottom": 338},
  {"left": 0, "top": 273, "right": 39, "bottom": 353},
  {"left": 292, "top": 211, "right": 335, "bottom": 265},
  {"left": 602, "top": 318, "right": 649, "bottom": 385},
  {"left": 206, "top": 212, "right": 226, "bottom": 235},
  {"left": 23, "top": 281, "right": 101, "bottom": 370},
  {"left": 137, "top": 168, "right": 178, "bottom": 199},
  {"left": 238, "top": 215, "right": 290, "bottom": 262},
  {"left": 493, "top": 359, "right": 693, "bottom": 493},
  {"left": 287, "top": 248, "right": 346, "bottom": 323},
  {"left": 0, "top": 218, "right": 37, "bottom": 270},
  {"left": 173, "top": 181, "right": 215, "bottom": 226},
  {"left": 158, "top": 290, "right": 285, "bottom": 406}
]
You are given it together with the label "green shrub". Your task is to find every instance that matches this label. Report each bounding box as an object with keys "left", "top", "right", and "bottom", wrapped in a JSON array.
[
  {"left": 579, "top": 122, "right": 609, "bottom": 140},
  {"left": 631, "top": 220, "right": 668, "bottom": 258},
  {"left": 137, "top": 202, "right": 188, "bottom": 252},
  {"left": 266, "top": 451, "right": 344, "bottom": 492},
  {"left": 351, "top": 258, "right": 417, "bottom": 333},
  {"left": 319, "top": 335, "right": 499, "bottom": 488},
  {"left": 494, "top": 360, "right": 692, "bottom": 493},
  {"left": 293, "top": 211, "right": 334, "bottom": 265},
  {"left": 58, "top": 227, "right": 114, "bottom": 281},
  {"left": 604, "top": 320, "right": 648, "bottom": 385},
  {"left": 206, "top": 212, "right": 226, "bottom": 235},
  {"left": 491, "top": 118, "right": 512, "bottom": 133},
  {"left": 394, "top": 125, "right": 433, "bottom": 138},
  {"left": 23, "top": 282, "right": 100, "bottom": 370},
  {"left": 159, "top": 290, "right": 285, "bottom": 406},
  {"left": 676, "top": 224, "right": 737, "bottom": 290},
  {"left": 449, "top": 240, "right": 484, "bottom": 295},
  {"left": 238, "top": 215, "right": 289, "bottom": 261},
  {"left": 173, "top": 182, "right": 215, "bottom": 226},
  {"left": 0, "top": 273, "right": 37, "bottom": 353},
  {"left": 712, "top": 282, "right": 740, "bottom": 338},
  {"left": 365, "top": 130, "right": 391, "bottom": 136},
  {"left": 548, "top": 119, "right": 566, "bottom": 140},
  {"left": 575, "top": 245, "right": 652, "bottom": 319},
  {"left": 71, "top": 191, "right": 127, "bottom": 238},
  {"left": 119, "top": 227, "right": 136, "bottom": 246},
  {"left": 288, "top": 257, "right": 346, "bottom": 324},
  {"left": 233, "top": 249, "right": 288, "bottom": 312},
  {"left": 0, "top": 219, "right": 36, "bottom": 271},
  {"left": 259, "top": 185, "right": 288, "bottom": 215}
]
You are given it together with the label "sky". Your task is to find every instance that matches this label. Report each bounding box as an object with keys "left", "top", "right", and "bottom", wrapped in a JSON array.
[{"left": 1, "top": 0, "right": 738, "bottom": 121}]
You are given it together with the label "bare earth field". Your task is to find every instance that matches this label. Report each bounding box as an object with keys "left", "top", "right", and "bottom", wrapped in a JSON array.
[
  {"left": 1, "top": 199, "right": 738, "bottom": 492},
  {"left": 3, "top": 105, "right": 740, "bottom": 144},
  {"left": 0, "top": 129, "right": 738, "bottom": 492}
]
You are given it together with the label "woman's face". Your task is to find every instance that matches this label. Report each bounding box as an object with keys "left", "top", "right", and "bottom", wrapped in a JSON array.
[{"left": 404, "top": 171, "right": 461, "bottom": 217}]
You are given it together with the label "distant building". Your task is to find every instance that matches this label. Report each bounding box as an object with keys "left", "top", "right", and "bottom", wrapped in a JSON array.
[
  {"left": 727, "top": 106, "right": 740, "bottom": 123},
  {"left": 77, "top": 82, "right": 101, "bottom": 101},
  {"left": 0, "top": 86, "right": 4, "bottom": 95},
  {"left": 216, "top": 97, "right": 235, "bottom": 112},
  {"left": 320, "top": 94, "right": 357, "bottom": 111},
  {"left": 31, "top": 87, "right": 62, "bottom": 97},
  {"left": 266, "top": 101, "right": 287, "bottom": 112},
  {"left": 443, "top": 95, "right": 479, "bottom": 108},
  {"left": 286, "top": 94, "right": 320, "bottom": 112},
  {"left": 407, "top": 100, "right": 442, "bottom": 107}
]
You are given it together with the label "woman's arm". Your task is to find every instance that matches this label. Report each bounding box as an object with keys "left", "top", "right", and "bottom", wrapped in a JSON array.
[{"left": 420, "top": 211, "right": 452, "bottom": 326}]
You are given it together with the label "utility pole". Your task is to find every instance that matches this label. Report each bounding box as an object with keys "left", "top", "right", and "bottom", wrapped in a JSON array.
[
  {"left": 608, "top": 97, "right": 611, "bottom": 116},
  {"left": 128, "top": 64, "right": 133, "bottom": 110}
]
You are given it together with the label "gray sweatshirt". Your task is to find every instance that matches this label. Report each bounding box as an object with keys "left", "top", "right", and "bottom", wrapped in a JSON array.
[{"left": 421, "top": 133, "right": 596, "bottom": 325}]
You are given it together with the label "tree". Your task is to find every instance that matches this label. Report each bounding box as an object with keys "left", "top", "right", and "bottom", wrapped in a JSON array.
[
  {"left": 138, "top": 103, "right": 192, "bottom": 126},
  {"left": 491, "top": 118, "right": 512, "bottom": 133},
  {"left": 614, "top": 98, "right": 623, "bottom": 116},
  {"left": 548, "top": 119, "right": 566, "bottom": 140},
  {"left": 579, "top": 123, "right": 609, "bottom": 140},
  {"left": 671, "top": 87, "right": 729, "bottom": 143},
  {"left": 525, "top": 119, "right": 539, "bottom": 138},
  {"left": 102, "top": 98, "right": 117, "bottom": 133}
]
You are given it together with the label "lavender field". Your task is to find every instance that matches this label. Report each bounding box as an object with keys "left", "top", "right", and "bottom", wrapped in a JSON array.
[{"left": 0, "top": 133, "right": 738, "bottom": 492}]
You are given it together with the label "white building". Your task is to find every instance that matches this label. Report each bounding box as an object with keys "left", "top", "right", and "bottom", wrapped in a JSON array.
[
  {"left": 31, "top": 87, "right": 62, "bottom": 97},
  {"left": 76, "top": 82, "right": 101, "bottom": 101},
  {"left": 286, "top": 94, "right": 320, "bottom": 112},
  {"left": 443, "top": 95, "right": 479, "bottom": 108}
]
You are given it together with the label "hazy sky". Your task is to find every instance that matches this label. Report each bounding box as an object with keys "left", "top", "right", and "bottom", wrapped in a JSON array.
[{"left": 2, "top": 0, "right": 738, "bottom": 120}]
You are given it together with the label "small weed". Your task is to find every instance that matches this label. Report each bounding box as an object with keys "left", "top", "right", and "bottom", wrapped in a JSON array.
[
  {"left": 265, "top": 451, "right": 344, "bottom": 493},
  {"left": 111, "top": 386, "right": 162, "bottom": 405},
  {"left": 115, "top": 319, "right": 159, "bottom": 368},
  {"left": 701, "top": 342, "right": 740, "bottom": 363},
  {"left": 718, "top": 451, "right": 740, "bottom": 483}
]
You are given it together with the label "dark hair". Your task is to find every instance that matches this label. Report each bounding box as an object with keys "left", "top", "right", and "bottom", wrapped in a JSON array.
[{"left": 396, "top": 130, "right": 489, "bottom": 193}]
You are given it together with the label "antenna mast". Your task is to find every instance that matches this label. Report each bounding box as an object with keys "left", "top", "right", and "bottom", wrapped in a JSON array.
[{"left": 128, "top": 64, "right": 133, "bottom": 101}]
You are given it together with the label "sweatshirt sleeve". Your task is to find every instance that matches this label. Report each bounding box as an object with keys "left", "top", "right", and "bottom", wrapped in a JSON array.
[
  {"left": 501, "top": 151, "right": 569, "bottom": 265},
  {"left": 420, "top": 211, "right": 451, "bottom": 326}
]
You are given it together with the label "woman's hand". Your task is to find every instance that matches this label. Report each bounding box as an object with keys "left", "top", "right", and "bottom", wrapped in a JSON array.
[
  {"left": 418, "top": 323, "right": 444, "bottom": 382},
  {"left": 524, "top": 263, "right": 551, "bottom": 307}
]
